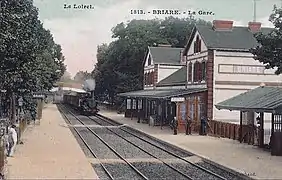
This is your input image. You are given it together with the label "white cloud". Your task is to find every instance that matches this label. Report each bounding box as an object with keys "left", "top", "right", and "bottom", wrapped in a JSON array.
[
  {"left": 233, "top": 17, "right": 274, "bottom": 27},
  {"left": 42, "top": 0, "right": 141, "bottom": 76},
  {"left": 258, "top": 16, "right": 274, "bottom": 27},
  {"left": 41, "top": 0, "right": 275, "bottom": 77}
]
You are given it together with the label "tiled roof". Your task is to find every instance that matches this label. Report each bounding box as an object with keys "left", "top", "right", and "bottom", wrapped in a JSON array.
[
  {"left": 197, "top": 25, "right": 273, "bottom": 50},
  {"left": 148, "top": 47, "right": 183, "bottom": 64},
  {"left": 117, "top": 88, "right": 206, "bottom": 99},
  {"left": 184, "top": 24, "right": 273, "bottom": 54},
  {"left": 157, "top": 66, "right": 186, "bottom": 86},
  {"left": 215, "top": 86, "right": 282, "bottom": 113}
]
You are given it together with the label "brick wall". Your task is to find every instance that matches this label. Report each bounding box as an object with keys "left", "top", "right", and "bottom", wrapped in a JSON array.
[{"left": 206, "top": 50, "right": 214, "bottom": 120}]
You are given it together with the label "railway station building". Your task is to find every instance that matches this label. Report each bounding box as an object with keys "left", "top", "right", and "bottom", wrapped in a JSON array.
[{"left": 118, "top": 20, "right": 282, "bottom": 136}]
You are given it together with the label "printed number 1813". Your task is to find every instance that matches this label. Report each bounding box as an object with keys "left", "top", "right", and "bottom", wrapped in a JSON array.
[{"left": 131, "top": 10, "right": 145, "bottom": 14}]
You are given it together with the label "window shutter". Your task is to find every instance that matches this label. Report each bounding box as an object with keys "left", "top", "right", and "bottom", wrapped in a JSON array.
[
  {"left": 151, "top": 72, "right": 154, "bottom": 85},
  {"left": 188, "top": 63, "right": 192, "bottom": 81},
  {"left": 193, "top": 62, "right": 197, "bottom": 82},
  {"left": 194, "top": 42, "right": 197, "bottom": 53},
  {"left": 198, "top": 62, "right": 202, "bottom": 82},
  {"left": 198, "top": 40, "right": 201, "bottom": 52}
]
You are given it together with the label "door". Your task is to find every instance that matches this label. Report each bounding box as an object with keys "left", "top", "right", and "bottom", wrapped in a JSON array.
[{"left": 178, "top": 102, "right": 186, "bottom": 132}]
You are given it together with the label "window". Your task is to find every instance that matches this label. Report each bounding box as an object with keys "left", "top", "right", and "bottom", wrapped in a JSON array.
[
  {"left": 198, "top": 62, "right": 202, "bottom": 82},
  {"left": 190, "top": 98, "right": 194, "bottom": 120},
  {"left": 132, "top": 99, "right": 136, "bottom": 109},
  {"left": 188, "top": 62, "right": 192, "bottom": 82},
  {"left": 151, "top": 72, "right": 154, "bottom": 85},
  {"left": 198, "top": 38, "right": 201, "bottom": 52},
  {"left": 202, "top": 62, "right": 207, "bottom": 81},
  {"left": 194, "top": 35, "right": 202, "bottom": 53},
  {"left": 193, "top": 62, "right": 198, "bottom": 82},
  {"left": 148, "top": 55, "right": 152, "bottom": 66},
  {"left": 138, "top": 99, "right": 142, "bottom": 109},
  {"left": 126, "top": 99, "right": 131, "bottom": 109}
]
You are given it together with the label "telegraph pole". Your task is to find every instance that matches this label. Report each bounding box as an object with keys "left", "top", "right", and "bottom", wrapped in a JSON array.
[{"left": 253, "top": 0, "right": 257, "bottom": 22}]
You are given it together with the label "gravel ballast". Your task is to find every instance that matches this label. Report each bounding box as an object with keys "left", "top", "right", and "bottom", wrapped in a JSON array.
[
  {"left": 91, "top": 163, "right": 111, "bottom": 180},
  {"left": 59, "top": 105, "right": 248, "bottom": 180},
  {"left": 103, "top": 163, "right": 144, "bottom": 180}
]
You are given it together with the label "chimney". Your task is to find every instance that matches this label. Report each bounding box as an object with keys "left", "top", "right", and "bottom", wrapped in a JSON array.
[
  {"left": 248, "top": 22, "right": 261, "bottom": 33},
  {"left": 213, "top": 20, "right": 233, "bottom": 31},
  {"left": 158, "top": 44, "right": 172, "bottom": 47}
]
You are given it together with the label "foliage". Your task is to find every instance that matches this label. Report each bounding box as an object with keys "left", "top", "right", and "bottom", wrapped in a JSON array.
[
  {"left": 251, "top": 5, "right": 282, "bottom": 75},
  {"left": 0, "top": 0, "right": 66, "bottom": 120},
  {"left": 93, "top": 17, "right": 210, "bottom": 104},
  {"left": 59, "top": 71, "right": 72, "bottom": 82},
  {"left": 74, "top": 70, "right": 92, "bottom": 83}
]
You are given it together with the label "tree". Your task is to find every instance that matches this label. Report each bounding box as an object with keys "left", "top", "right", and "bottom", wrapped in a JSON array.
[
  {"left": 251, "top": 5, "right": 282, "bottom": 74},
  {"left": 74, "top": 71, "right": 92, "bottom": 83},
  {"left": 93, "top": 17, "right": 210, "bottom": 104},
  {"left": 0, "top": 0, "right": 66, "bottom": 122},
  {"left": 60, "top": 71, "right": 72, "bottom": 82}
]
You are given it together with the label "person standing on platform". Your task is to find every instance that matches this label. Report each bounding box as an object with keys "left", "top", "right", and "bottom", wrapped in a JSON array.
[
  {"left": 8, "top": 124, "right": 17, "bottom": 157},
  {"left": 200, "top": 116, "right": 207, "bottom": 135},
  {"left": 170, "top": 116, "right": 178, "bottom": 135},
  {"left": 255, "top": 115, "right": 261, "bottom": 146},
  {"left": 185, "top": 115, "right": 192, "bottom": 135},
  {"left": 137, "top": 109, "right": 141, "bottom": 123}
]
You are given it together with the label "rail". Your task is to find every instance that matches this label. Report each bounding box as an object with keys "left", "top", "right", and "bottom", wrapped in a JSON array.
[
  {"left": 84, "top": 115, "right": 194, "bottom": 179},
  {"left": 93, "top": 114, "right": 227, "bottom": 180},
  {"left": 57, "top": 105, "right": 114, "bottom": 180},
  {"left": 59, "top": 104, "right": 148, "bottom": 180},
  {"left": 64, "top": 104, "right": 228, "bottom": 180}
]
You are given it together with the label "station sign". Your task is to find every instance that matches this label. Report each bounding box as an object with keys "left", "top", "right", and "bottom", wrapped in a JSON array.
[
  {"left": 33, "top": 94, "right": 45, "bottom": 98},
  {"left": 171, "top": 97, "right": 185, "bottom": 102}
]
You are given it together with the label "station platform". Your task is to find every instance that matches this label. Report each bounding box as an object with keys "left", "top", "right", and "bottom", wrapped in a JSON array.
[
  {"left": 99, "top": 109, "right": 282, "bottom": 180},
  {"left": 6, "top": 104, "right": 99, "bottom": 180}
]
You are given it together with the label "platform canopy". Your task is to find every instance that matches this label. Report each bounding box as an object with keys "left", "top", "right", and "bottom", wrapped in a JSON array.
[
  {"left": 215, "top": 86, "right": 282, "bottom": 113},
  {"left": 50, "top": 87, "right": 86, "bottom": 93},
  {"left": 117, "top": 88, "right": 207, "bottom": 99}
]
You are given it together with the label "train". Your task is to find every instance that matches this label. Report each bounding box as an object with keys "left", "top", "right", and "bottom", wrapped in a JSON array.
[{"left": 63, "top": 92, "right": 99, "bottom": 115}]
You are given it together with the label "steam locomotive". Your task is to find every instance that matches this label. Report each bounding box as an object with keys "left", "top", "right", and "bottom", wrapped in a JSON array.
[{"left": 63, "top": 92, "right": 99, "bottom": 115}]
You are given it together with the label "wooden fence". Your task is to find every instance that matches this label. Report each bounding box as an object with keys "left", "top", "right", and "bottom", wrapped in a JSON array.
[{"left": 207, "top": 120, "right": 241, "bottom": 140}]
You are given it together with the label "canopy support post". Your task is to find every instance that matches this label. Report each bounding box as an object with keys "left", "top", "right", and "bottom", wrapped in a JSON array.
[{"left": 239, "top": 111, "right": 243, "bottom": 143}]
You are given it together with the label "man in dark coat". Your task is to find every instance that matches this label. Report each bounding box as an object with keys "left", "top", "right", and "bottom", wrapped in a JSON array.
[
  {"left": 200, "top": 116, "right": 207, "bottom": 135},
  {"left": 185, "top": 115, "right": 192, "bottom": 135},
  {"left": 137, "top": 109, "right": 141, "bottom": 123},
  {"left": 170, "top": 116, "right": 178, "bottom": 135}
]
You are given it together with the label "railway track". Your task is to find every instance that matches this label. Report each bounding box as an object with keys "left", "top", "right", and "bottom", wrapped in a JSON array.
[
  {"left": 58, "top": 105, "right": 147, "bottom": 180},
  {"left": 59, "top": 104, "right": 248, "bottom": 180}
]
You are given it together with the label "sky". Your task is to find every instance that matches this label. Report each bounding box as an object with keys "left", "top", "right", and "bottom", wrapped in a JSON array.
[{"left": 33, "top": 0, "right": 282, "bottom": 77}]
